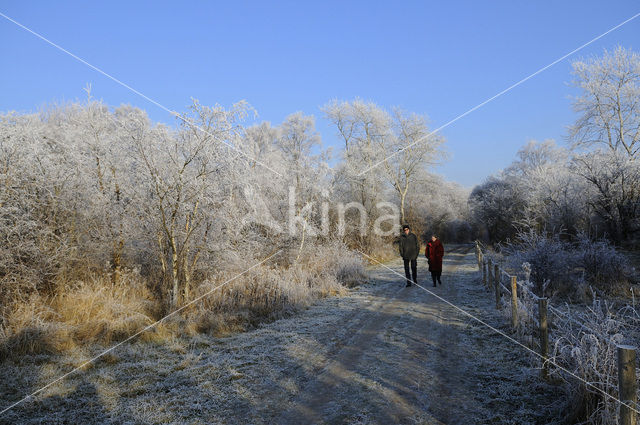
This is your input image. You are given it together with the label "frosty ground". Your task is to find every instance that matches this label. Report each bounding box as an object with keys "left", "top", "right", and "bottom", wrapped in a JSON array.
[{"left": 0, "top": 244, "right": 566, "bottom": 424}]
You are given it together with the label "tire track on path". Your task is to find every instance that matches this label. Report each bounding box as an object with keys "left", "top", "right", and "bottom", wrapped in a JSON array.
[{"left": 277, "top": 245, "right": 472, "bottom": 424}]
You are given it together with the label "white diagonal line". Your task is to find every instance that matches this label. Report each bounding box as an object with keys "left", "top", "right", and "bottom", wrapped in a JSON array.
[
  {"left": 0, "top": 11, "right": 283, "bottom": 177},
  {"left": 0, "top": 250, "right": 281, "bottom": 416},
  {"left": 358, "top": 11, "right": 640, "bottom": 176},
  {"left": 356, "top": 248, "right": 640, "bottom": 415}
]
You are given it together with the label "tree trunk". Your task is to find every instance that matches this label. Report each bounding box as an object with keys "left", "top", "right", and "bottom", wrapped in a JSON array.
[
  {"left": 295, "top": 218, "right": 307, "bottom": 263},
  {"left": 111, "top": 237, "right": 124, "bottom": 285},
  {"left": 170, "top": 237, "right": 180, "bottom": 309}
]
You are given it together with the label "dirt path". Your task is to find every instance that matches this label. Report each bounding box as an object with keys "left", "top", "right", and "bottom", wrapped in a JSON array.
[
  {"left": 0, "top": 244, "right": 564, "bottom": 425},
  {"left": 276, "top": 245, "right": 472, "bottom": 424}
]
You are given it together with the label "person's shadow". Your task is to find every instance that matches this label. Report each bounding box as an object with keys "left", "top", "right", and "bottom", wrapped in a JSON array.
[{"left": 0, "top": 359, "right": 111, "bottom": 425}]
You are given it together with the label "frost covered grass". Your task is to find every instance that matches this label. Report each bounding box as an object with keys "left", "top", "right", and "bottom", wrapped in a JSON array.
[
  {"left": 0, "top": 241, "right": 367, "bottom": 360},
  {"left": 0, "top": 254, "right": 372, "bottom": 425},
  {"left": 361, "top": 243, "right": 398, "bottom": 265},
  {"left": 182, "top": 242, "right": 367, "bottom": 337},
  {"left": 517, "top": 291, "right": 640, "bottom": 424},
  {"left": 0, "top": 246, "right": 566, "bottom": 424},
  {"left": 490, "top": 256, "right": 640, "bottom": 424},
  {"left": 496, "top": 231, "right": 635, "bottom": 300},
  {"left": 0, "top": 269, "right": 163, "bottom": 360},
  {"left": 547, "top": 300, "right": 640, "bottom": 424}
]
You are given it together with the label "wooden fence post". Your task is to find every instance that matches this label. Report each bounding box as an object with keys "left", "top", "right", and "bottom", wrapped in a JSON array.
[
  {"left": 494, "top": 269, "right": 501, "bottom": 310},
  {"left": 487, "top": 259, "right": 492, "bottom": 291},
  {"left": 618, "top": 345, "right": 637, "bottom": 425},
  {"left": 482, "top": 258, "right": 487, "bottom": 288},
  {"left": 511, "top": 276, "right": 518, "bottom": 329},
  {"left": 494, "top": 263, "right": 500, "bottom": 298},
  {"left": 539, "top": 298, "right": 549, "bottom": 380}
]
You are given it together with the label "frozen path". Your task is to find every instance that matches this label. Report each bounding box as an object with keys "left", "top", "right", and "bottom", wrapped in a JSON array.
[
  {"left": 277, "top": 245, "right": 474, "bottom": 424},
  {"left": 0, "top": 244, "right": 562, "bottom": 425}
]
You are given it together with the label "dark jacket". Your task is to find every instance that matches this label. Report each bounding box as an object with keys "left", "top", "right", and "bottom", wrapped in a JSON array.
[
  {"left": 426, "top": 239, "right": 444, "bottom": 272},
  {"left": 399, "top": 233, "right": 419, "bottom": 260}
]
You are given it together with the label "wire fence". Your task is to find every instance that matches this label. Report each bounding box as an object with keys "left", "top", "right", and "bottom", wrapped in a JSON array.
[{"left": 475, "top": 241, "right": 639, "bottom": 425}]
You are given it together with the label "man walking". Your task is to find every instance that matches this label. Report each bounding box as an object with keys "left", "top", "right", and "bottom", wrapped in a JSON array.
[{"left": 399, "top": 224, "right": 419, "bottom": 287}]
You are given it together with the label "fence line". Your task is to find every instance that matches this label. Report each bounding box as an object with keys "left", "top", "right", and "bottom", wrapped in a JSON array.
[{"left": 474, "top": 241, "right": 638, "bottom": 425}]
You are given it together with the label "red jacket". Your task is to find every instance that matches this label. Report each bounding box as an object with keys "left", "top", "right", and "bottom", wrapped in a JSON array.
[{"left": 425, "top": 239, "right": 444, "bottom": 272}]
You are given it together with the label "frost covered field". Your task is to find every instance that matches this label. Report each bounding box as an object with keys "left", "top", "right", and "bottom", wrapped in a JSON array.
[
  {"left": 2, "top": 6, "right": 640, "bottom": 424},
  {"left": 0, "top": 245, "right": 565, "bottom": 424}
]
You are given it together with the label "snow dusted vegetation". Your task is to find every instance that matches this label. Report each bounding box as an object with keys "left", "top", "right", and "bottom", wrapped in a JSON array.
[
  {"left": 1, "top": 44, "right": 640, "bottom": 425},
  {"left": 1, "top": 247, "right": 567, "bottom": 424}
]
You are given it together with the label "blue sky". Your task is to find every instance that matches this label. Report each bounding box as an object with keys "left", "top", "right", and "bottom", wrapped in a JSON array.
[{"left": 1, "top": 1, "right": 639, "bottom": 187}]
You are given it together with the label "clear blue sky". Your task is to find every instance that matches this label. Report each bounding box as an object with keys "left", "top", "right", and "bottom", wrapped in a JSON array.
[{"left": 1, "top": 1, "right": 639, "bottom": 187}]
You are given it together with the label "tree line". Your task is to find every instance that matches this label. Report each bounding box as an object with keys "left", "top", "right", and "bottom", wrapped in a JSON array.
[
  {"left": 471, "top": 47, "right": 640, "bottom": 247},
  {"left": 0, "top": 88, "right": 467, "bottom": 347},
  {"left": 1, "top": 45, "right": 635, "bottom": 354}
]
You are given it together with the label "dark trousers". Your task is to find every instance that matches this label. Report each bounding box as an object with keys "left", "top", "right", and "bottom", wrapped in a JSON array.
[
  {"left": 431, "top": 270, "right": 442, "bottom": 286},
  {"left": 403, "top": 259, "right": 417, "bottom": 284}
]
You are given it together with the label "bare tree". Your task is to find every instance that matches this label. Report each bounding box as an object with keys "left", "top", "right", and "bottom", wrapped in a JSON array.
[
  {"left": 325, "top": 99, "right": 445, "bottom": 229},
  {"left": 276, "top": 112, "right": 329, "bottom": 260},
  {"left": 503, "top": 139, "right": 587, "bottom": 235},
  {"left": 570, "top": 46, "right": 640, "bottom": 157},
  {"left": 408, "top": 173, "right": 471, "bottom": 242},
  {"left": 133, "top": 100, "right": 250, "bottom": 308},
  {"left": 572, "top": 149, "right": 640, "bottom": 243},
  {"left": 469, "top": 176, "right": 528, "bottom": 243},
  {"left": 324, "top": 99, "right": 389, "bottom": 250},
  {"left": 382, "top": 108, "right": 445, "bottom": 223}
]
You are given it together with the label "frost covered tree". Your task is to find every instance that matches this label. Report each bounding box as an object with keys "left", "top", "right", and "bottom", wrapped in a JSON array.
[
  {"left": 133, "top": 100, "right": 251, "bottom": 307},
  {"left": 470, "top": 137, "right": 640, "bottom": 245},
  {"left": 0, "top": 112, "right": 72, "bottom": 309},
  {"left": 239, "top": 121, "right": 287, "bottom": 239},
  {"left": 324, "top": 99, "right": 445, "bottom": 249},
  {"left": 382, "top": 108, "right": 445, "bottom": 224},
  {"left": 221, "top": 111, "right": 335, "bottom": 268},
  {"left": 469, "top": 139, "right": 603, "bottom": 243},
  {"left": 572, "top": 149, "right": 640, "bottom": 242},
  {"left": 408, "top": 173, "right": 472, "bottom": 242},
  {"left": 503, "top": 140, "right": 588, "bottom": 236},
  {"left": 570, "top": 46, "right": 640, "bottom": 157},
  {"left": 277, "top": 112, "right": 323, "bottom": 197},
  {"left": 73, "top": 99, "right": 143, "bottom": 284},
  {"left": 469, "top": 176, "right": 528, "bottom": 243},
  {"left": 0, "top": 100, "right": 149, "bottom": 312},
  {"left": 324, "top": 99, "right": 391, "bottom": 250},
  {"left": 276, "top": 112, "right": 331, "bottom": 258}
]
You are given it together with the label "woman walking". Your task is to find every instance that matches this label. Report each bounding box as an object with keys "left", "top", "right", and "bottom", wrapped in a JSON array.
[{"left": 425, "top": 235, "right": 444, "bottom": 287}]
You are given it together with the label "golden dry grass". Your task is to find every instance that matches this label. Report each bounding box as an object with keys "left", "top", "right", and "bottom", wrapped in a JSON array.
[
  {"left": 0, "top": 270, "right": 162, "bottom": 359},
  {"left": 52, "top": 274, "right": 156, "bottom": 343},
  {"left": 0, "top": 243, "right": 367, "bottom": 360}
]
